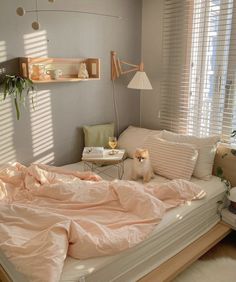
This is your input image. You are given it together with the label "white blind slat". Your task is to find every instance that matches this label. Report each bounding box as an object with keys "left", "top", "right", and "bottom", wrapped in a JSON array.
[{"left": 161, "top": 0, "right": 236, "bottom": 140}]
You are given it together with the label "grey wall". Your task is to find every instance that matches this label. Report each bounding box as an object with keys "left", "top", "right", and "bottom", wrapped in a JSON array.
[
  {"left": 0, "top": 0, "right": 142, "bottom": 166},
  {"left": 141, "top": 0, "right": 163, "bottom": 129}
]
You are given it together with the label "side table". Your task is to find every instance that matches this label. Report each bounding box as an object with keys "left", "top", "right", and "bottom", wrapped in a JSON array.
[
  {"left": 82, "top": 149, "right": 125, "bottom": 180},
  {"left": 221, "top": 208, "right": 236, "bottom": 230}
]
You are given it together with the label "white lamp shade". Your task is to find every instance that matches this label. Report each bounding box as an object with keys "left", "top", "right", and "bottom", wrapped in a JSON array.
[
  {"left": 127, "top": 71, "right": 153, "bottom": 90},
  {"left": 228, "top": 187, "right": 236, "bottom": 202}
]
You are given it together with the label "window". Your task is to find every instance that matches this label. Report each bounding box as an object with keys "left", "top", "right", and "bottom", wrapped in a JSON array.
[{"left": 161, "top": 0, "right": 236, "bottom": 142}]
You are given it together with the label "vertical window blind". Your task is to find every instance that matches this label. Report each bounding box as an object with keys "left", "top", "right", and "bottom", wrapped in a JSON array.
[{"left": 160, "top": 0, "right": 236, "bottom": 142}]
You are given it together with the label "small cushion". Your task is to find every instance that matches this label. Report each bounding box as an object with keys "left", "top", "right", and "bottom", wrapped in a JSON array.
[
  {"left": 83, "top": 123, "right": 115, "bottom": 148},
  {"left": 144, "top": 136, "right": 198, "bottom": 180},
  {"left": 161, "top": 130, "right": 220, "bottom": 180},
  {"left": 118, "top": 126, "right": 161, "bottom": 158}
]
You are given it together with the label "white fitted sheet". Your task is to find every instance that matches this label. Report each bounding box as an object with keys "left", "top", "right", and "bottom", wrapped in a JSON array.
[{"left": 0, "top": 159, "right": 226, "bottom": 282}]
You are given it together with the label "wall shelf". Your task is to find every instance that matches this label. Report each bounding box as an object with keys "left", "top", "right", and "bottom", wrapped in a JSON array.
[
  {"left": 19, "top": 57, "right": 100, "bottom": 83},
  {"left": 31, "top": 77, "right": 100, "bottom": 84}
]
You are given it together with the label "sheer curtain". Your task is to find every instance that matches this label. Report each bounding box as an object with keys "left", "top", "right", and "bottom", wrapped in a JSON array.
[{"left": 160, "top": 0, "right": 236, "bottom": 142}]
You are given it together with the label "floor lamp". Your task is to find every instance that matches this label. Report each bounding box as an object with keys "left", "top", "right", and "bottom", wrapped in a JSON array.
[{"left": 110, "top": 51, "right": 152, "bottom": 136}]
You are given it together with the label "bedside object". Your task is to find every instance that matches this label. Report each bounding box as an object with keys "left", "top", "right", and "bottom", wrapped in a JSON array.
[
  {"left": 82, "top": 147, "right": 104, "bottom": 159},
  {"left": 82, "top": 149, "right": 125, "bottom": 179},
  {"left": 221, "top": 208, "right": 236, "bottom": 230},
  {"left": 228, "top": 187, "right": 236, "bottom": 214},
  {"left": 108, "top": 136, "right": 117, "bottom": 155},
  {"left": 111, "top": 51, "right": 152, "bottom": 135},
  {"left": 111, "top": 51, "right": 152, "bottom": 90},
  {"left": 213, "top": 143, "right": 236, "bottom": 187}
]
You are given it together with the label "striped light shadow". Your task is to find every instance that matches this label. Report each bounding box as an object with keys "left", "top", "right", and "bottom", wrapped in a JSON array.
[
  {"left": 24, "top": 31, "right": 55, "bottom": 164},
  {"left": 0, "top": 41, "right": 7, "bottom": 63},
  {"left": 0, "top": 42, "right": 16, "bottom": 164},
  {"left": 23, "top": 30, "right": 48, "bottom": 57},
  {"left": 35, "top": 152, "right": 55, "bottom": 164},
  {"left": 29, "top": 90, "right": 55, "bottom": 164},
  {"left": 0, "top": 99, "right": 17, "bottom": 164}
]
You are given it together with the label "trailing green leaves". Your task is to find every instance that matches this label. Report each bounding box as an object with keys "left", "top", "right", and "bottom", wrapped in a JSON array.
[
  {"left": 216, "top": 133, "right": 236, "bottom": 195},
  {"left": 216, "top": 166, "right": 231, "bottom": 195},
  {"left": 0, "top": 75, "right": 36, "bottom": 120}
]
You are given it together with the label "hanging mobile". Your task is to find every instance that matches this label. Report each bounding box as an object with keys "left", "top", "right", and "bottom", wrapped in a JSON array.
[{"left": 16, "top": 0, "right": 121, "bottom": 30}]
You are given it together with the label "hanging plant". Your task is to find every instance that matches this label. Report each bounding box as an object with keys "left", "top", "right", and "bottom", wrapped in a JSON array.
[
  {"left": 0, "top": 75, "right": 36, "bottom": 120},
  {"left": 216, "top": 166, "right": 231, "bottom": 196}
]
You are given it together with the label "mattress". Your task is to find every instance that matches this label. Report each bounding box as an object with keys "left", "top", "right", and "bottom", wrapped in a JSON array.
[{"left": 0, "top": 159, "right": 226, "bottom": 282}]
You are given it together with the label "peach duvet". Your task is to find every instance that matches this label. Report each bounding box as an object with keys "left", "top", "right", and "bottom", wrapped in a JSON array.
[{"left": 0, "top": 163, "right": 205, "bottom": 282}]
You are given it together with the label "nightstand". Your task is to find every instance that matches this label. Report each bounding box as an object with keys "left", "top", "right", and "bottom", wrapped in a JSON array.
[
  {"left": 82, "top": 149, "right": 125, "bottom": 179},
  {"left": 221, "top": 208, "right": 236, "bottom": 230}
]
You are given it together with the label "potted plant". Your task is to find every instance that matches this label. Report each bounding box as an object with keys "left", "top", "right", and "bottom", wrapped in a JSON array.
[
  {"left": 232, "top": 130, "right": 236, "bottom": 143},
  {"left": 0, "top": 74, "right": 36, "bottom": 120},
  {"left": 216, "top": 130, "right": 236, "bottom": 194}
]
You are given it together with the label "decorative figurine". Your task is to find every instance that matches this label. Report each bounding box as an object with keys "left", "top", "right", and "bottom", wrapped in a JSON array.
[{"left": 78, "top": 63, "right": 89, "bottom": 79}]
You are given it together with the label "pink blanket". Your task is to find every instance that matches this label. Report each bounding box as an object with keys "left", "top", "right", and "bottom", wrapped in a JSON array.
[{"left": 0, "top": 163, "right": 206, "bottom": 282}]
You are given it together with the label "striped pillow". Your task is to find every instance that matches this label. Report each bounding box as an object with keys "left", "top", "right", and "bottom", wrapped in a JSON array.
[
  {"left": 161, "top": 130, "right": 220, "bottom": 180},
  {"left": 144, "top": 136, "right": 198, "bottom": 180}
]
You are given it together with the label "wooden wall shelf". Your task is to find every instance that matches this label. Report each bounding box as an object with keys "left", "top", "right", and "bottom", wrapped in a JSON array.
[{"left": 19, "top": 57, "right": 100, "bottom": 83}]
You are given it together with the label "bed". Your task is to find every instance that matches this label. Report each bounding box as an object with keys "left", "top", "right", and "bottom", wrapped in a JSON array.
[
  {"left": 0, "top": 158, "right": 230, "bottom": 282},
  {"left": 0, "top": 127, "right": 233, "bottom": 282}
]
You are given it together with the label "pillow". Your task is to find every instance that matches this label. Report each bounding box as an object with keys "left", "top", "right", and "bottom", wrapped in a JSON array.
[
  {"left": 161, "top": 130, "right": 220, "bottom": 180},
  {"left": 83, "top": 123, "right": 115, "bottom": 148},
  {"left": 118, "top": 126, "right": 161, "bottom": 158},
  {"left": 144, "top": 136, "right": 198, "bottom": 180}
]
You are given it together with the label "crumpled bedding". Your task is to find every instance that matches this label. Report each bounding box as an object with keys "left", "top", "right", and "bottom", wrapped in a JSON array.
[{"left": 0, "top": 163, "right": 206, "bottom": 282}]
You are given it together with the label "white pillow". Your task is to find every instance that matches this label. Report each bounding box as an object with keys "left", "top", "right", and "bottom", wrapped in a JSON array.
[
  {"left": 144, "top": 136, "right": 198, "bottom": 180},
  {"left": 161, "top": 130, "right": 220, "bottom": 180},
  {"left": 118, "top": 126, "right": 161, "bottom": 158}
]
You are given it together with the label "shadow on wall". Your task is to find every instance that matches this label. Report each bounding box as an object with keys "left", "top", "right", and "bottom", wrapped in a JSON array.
[
  {"left": 0, "top": 41, "right": 7, "bottom": 63},
  {"left": 29, "top": 90, "right": 55, "bottom": 164},
  {"left": 24, "top": 30, "right": 55, "bottom": 164},
  {"left": 0, "top": 31, "right": 56, "bottom": 166},
  {"left": 0, "top": 99, "right": 17, "bottom": 164},
  {"left": 0, "top": 41, "right": 17, "bottom": 164}
]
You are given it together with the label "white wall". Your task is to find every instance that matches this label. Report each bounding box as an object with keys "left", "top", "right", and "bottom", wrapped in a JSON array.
[
  {"left": 141, "top": 0, "right": 163, "bottom": 129},
  {"left": 0, "top": 0, "right": 142, "bottom": 166}
]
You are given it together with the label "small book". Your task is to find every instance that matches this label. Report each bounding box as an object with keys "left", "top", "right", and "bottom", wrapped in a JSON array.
[{"left": 82, "top": 147, "right": 104, "bottom": 158}]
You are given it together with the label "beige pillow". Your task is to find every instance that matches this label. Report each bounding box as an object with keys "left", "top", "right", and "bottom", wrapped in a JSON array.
[
  {"left": 144, "top": 136, "right": 198, "bottom": 180},
  {"left": 161, "top": 130, "right": 220, "bottom": 180},
  {"left": 118, "top": 126, "right": 161, "bottom": 158}
]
